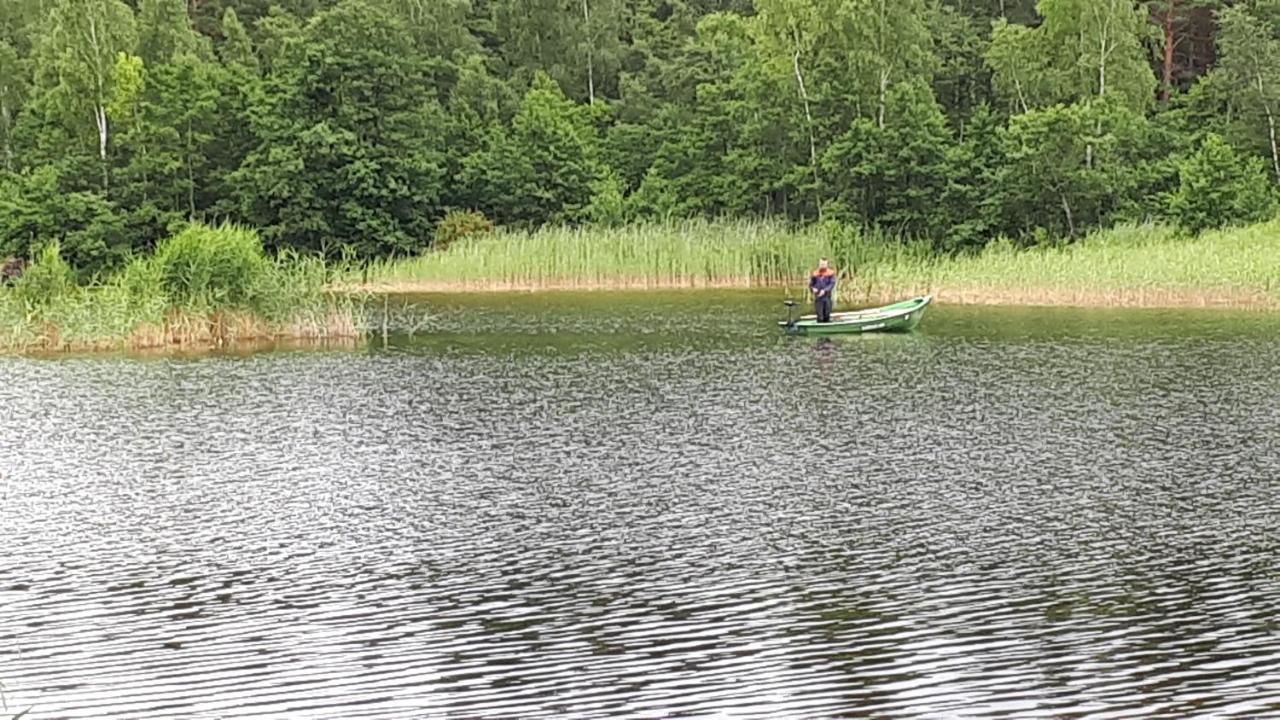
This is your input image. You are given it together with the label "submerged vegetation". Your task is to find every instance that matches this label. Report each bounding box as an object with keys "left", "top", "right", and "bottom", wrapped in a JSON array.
[
  {"left": 361, "top": 219, "right": 1280, "bottom": 309},
  {"left": 0, "top": 224, "right": 358, "bottom": 353}
]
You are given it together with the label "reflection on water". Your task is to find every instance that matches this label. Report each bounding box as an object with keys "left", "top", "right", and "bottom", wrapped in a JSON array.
[{"left": 3, "top": 292, "right": 1280, "bottom": 718}]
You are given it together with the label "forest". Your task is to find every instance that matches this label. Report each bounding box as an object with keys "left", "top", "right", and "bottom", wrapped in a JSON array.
[{"left": 2, "top": 0, "right": 1280, "bottom": 276}]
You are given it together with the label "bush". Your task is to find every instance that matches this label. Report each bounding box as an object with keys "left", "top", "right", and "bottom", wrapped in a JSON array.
[
  {"left": 0, "top": 167, "right": 133, "bottom": 277},
  {"left": 585, "top": 170, "right": 628, "bottom": 226},
  {"left": 433, "top": 210, "right": 494, "bottom": 251},
  {"left": 13, "top": 242, "right": 76, "bottom": 309},
  {"left": 151, "top": 223, "right": 272, "bottom": 309},
  {"left": 1168, "top": 134, "right": 1276, "bottom": 235}
]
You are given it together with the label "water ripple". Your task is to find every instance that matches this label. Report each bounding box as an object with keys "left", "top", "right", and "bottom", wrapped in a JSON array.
[{"left": 3, "top": 298, "right": 1280, "bottom": 717}]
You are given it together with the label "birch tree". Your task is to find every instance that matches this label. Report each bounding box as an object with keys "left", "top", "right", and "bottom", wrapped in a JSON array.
[
  {"left": 862, "top": 0, "right": 934, "bottom": 129},
  {"left": 756, "top": 0, "right": 933, "bottom": 130},
  {"left": 753, "top": 0, "right": 933, "bottom": 216},
  {"left": 34, "top": 0, "right": 136, "bottom": 188},
  {"left": 0, "top": 42, "right": 24, "bottom": 171},
  {"left": 1038, "top": 0, "right": 1151, "bottom": 109},
  {"left": 578, "top": 0, "right": 626, "bottom": 105},
  {"left": 495, "top": 0, "right": 625, "bottom": 103},
  {"left": 380, "top": 0, "right": 476, "bottom": 60},
  {"left": 752, "top": 0, "right": 827, "bottom": 197},
  {"left": 1217, "top": 5, "right": 1280, "bottom": 182},
  {"left": 987, "top": 0, "right": 1152, "bottom": 112},
  {"left": 986, "top": 19, "right": 1052, "bottom": 113}
]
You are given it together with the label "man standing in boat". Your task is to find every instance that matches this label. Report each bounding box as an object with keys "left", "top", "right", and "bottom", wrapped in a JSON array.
[{"left": 809, "top": 258, "right": 836, "bottom": 323}]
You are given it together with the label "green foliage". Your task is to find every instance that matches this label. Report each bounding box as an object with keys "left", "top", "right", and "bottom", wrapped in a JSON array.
[
  {"left": 137, "top": 0, "right": 205, "bottom": 65},
  {"left": 0, "top": 222, "right": 352, "bottom": 351},
  {"left": 460, "top": 73, "right": 601, "bottom": 225},
  {"left": 30, "top": 0, "right": 138, "bottom": 184},
  {"left": 364, "top": 216, "right": 1280, "bottom": 307},
  {"left": 999, "top": 99, "right": 1167, "bottom": 238},
  {"left": 1216, "top": 5, "right": 1280, "bottom": 182},
  {"left": 823, "top": 78, "right": 954, "bottom": 237},
  {"left": 586, "top": 169, "right": 629, "bottom": 226},
  {"left": 1169, "top": 134, "right": 1276, "bottom": 234},
  {"left": 495, "top": 0, "right": 625, "bottom": 103},
  {"left": 0, "top": 40, "right": 26, "bottom": 171},
  {"left": 217, "top": 8, "right": 258, "bottom": 71},
  {"left": 151, "top": 223, "right": 271, "bottom": 309},
  {"left": 0, "top": 166, "right": 130, "bottom": 272},
  {"left": 235, "top": 0, "right": 445, "bottom": 257},
  {"left": 989, "top": 0, "right": 1152, "bottom": 112},
  {"left": 433, "top": 210, "right": 494, "bottom": 251},
  {"left": 12, "top": 241, "right": 74, "bottom": 307},
  {"left": 940, "top": 104, "right": 1004, "bottom": 250},
  {"left": 0, "top": 0, "right": 1276, "bottom": 284}
]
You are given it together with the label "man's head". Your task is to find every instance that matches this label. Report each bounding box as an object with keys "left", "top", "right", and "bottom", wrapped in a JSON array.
[{"left": 818, "top": 258, "right": 829, "bottom": 271}]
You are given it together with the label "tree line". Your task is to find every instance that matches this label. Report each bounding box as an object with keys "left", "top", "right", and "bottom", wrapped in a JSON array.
[{"left": 2, "top": 0, "right": 1280, "bottom": 275}]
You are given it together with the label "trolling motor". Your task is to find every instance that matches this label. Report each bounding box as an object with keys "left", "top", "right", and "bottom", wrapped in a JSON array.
[{"left": 783, "top": 299, "right": 798, "bottom": 330}]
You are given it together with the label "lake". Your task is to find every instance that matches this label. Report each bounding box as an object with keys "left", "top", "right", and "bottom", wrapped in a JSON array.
[{"left": 3, "top": 291, "right": 1280, "bottom": 718}]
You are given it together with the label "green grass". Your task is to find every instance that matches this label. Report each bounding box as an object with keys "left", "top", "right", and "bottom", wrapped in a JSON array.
[
  {"left": 360, "top": 218, "right": 1280, "bottom": 307},
  {"left": 908, "top": 221, "right": 1280, "bottom": 306},
  {"left": 7, "top": 217, "right": 1274, "bottom": 354},
  {"left": 360, "top": 219, "right": 937, "bottom": 291},
  {"left": 0, "top": 223, "right": 360, "bottom": 353}
]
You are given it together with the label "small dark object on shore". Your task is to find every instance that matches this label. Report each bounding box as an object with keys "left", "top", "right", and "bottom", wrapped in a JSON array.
[{"left": 1, "top": 256, "right": 28, "bottom": 284}]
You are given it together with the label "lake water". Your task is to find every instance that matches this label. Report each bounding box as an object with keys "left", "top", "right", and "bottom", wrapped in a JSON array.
[{"left": 4, "top": 292, "right": 1280, "bottom": 718}]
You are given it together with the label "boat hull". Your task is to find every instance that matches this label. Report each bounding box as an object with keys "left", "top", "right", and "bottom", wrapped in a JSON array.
[{"left": 779, "top": 296, "right": 932, "bottom": 334}]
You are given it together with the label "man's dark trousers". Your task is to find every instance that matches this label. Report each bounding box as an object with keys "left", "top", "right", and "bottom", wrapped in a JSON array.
[{"left": 816, "top": 294, "right": 832, "bottom": 323}]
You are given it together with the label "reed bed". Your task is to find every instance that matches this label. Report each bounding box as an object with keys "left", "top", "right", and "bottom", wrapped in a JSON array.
[
  {"left": 918, "top": 222, "right": 1280, "bottom": 308},
  {"left": 0, "top": 224, "right": 361, "bottom": 354},
  {"left": 366, "top": 220, "right": 792, "bottom": 288},
  {"left": 359, "top": 219, "right": 1280, "bottom": 308}
]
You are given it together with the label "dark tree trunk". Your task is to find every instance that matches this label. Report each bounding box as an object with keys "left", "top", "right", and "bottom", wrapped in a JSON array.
[{"left": 1161, "top": 0, "right": 1177, "bottom": 102}]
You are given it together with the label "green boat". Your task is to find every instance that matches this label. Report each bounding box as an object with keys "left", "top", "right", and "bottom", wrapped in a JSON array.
[{"left": 779, "top": 295, "right": 933, "bottom": 334}]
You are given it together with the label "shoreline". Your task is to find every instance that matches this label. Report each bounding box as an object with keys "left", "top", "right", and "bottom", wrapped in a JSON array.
[
  {"left": 344, "top": 280, "right": 1277, "bottom": 310},
  {"left": 5, "top": 282, "right": 1274, "bottom": 356},
  {"left": 0, "top": 309, "right": 362, "bottom": 355}
]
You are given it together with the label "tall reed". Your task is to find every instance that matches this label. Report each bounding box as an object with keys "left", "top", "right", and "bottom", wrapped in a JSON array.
[
  {"left": 359, "top": 218, "right": 1280, "bottom": 307},
  {"left": 0, "top": 223, "right": 361, "bottom": 353},
  {"left": 361, "top": 219, "right": 935, "bottom": 291}
]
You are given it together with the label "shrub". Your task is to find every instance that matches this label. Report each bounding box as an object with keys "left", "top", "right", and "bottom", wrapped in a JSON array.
[
  {"left": 13, "top": 242, "right": 75, "bottom": 309},
  {"left": 1168, "top": 134, "right": 1276, "bottom": 235},
  {"left": 151, "top": 223, "right": 272, "bottom": 309},
  {"left": 585, "top": 170, "right": 628, "bottom": 226},
  {"left": 433, "top": 210, "right": 494, "bottom": 251}
]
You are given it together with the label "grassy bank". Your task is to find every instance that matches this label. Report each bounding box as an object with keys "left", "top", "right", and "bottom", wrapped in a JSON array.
[
  {"left": 0, "top": 224, "right": 360, "bottom": 353},
  {"left": 358, "top": 219, "right": 1280, "bottom": 308}
]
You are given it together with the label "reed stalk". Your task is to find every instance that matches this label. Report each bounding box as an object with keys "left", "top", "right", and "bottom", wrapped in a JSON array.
[
  {"left": 355, "top": 218, "right": 1280, "bottom": 308},
  {"left": 0, "top": 224, "right": 362, "bottom": 354}
]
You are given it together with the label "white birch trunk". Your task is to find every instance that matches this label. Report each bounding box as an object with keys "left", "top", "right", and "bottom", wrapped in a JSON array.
[
  {"left": 792, "top": 44, "right": 822, "bottom": 215},
  {"left": 1265, "top": 101, "right": 1280, "bottom": 182},
  {"left": 582, "top": 0, "right": 594, "bottom": 105},
  {"left": 878, "top": 70, "right": 889, "bottom": 129},
  {"left": 88, "top": 15, "right": 108, "bottom": 162},
  {"left": 1013, "top": 77, "right": 1029, "bottom": 114},
  {"left": 876, "top": 0, "right": 888, "bottom": 129},
  {"left": 1257, "top": 72, "right": 1280, "bottom": 182},
  {"left": 85, "top": 12, "right": 112, "bottom": 189},
  {"left": 187, "top": 118, "right": 196, "bottom": 218},
  {"left": 1060, "top": 191, "right": 1075, "bottom": 236},
  {"left": 1, "top": 94, "right": 10, "bottom": 171},
  {"left": 1097, "top": 8, "right": 1108, "bottom": 98}
]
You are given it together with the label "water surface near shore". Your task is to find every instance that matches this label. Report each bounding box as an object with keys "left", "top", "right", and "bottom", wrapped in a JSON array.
[{"left": 3, "top": 292, "right": 1280, "bottom": 718}]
